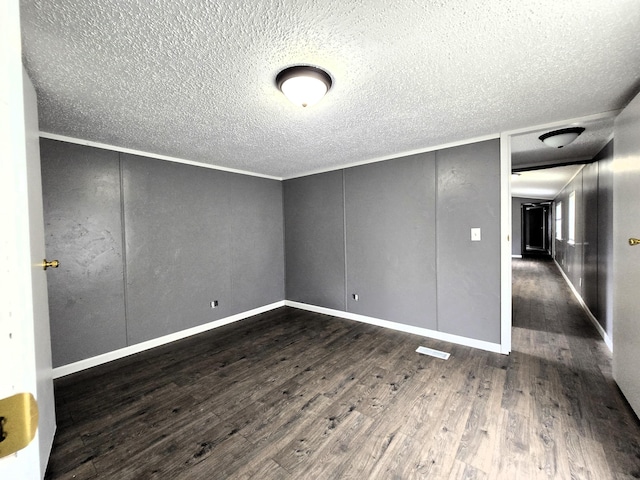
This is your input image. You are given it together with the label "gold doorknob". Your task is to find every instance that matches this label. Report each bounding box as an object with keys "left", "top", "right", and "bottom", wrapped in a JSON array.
[
  {"left": 629, "top": 238, "right": 640, "bottom": 246},
  {"left": 42, "top": 259, "right": 59, "bottom": 270},
  {"left": 0, "top": 393, "right": 39, "bottom": 459}
]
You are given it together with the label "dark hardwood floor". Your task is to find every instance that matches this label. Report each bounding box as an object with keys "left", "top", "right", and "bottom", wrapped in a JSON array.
[{"left": 45, "top": 259, "right": 640, "bottom": 479}]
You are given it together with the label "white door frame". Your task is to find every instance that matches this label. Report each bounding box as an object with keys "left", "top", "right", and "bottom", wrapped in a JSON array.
[
  {"left": 500, "top": 109, "right": 621, "bottom": 356},
  {"left": 500, "top": 133, "right": 512, "bottom": 354},
  {"left": 1, "top": 1, "right": 56, "bottom": 478}
]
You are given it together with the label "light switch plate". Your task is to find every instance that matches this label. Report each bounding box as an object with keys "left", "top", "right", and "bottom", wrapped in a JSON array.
[{"left": 471, "top": 228, "right": 481, "bottom": 241}]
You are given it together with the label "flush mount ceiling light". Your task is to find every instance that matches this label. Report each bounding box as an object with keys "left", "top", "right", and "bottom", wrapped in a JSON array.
[
  {"left": 538, "top": 127, "right": 585, "bottom": 148},
  {"left": 276, "top": 65, "right": 332, "bottom": 108}
]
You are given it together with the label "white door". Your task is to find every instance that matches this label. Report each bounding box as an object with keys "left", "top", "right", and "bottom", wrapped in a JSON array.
[
  {"left": 613, "top": 92, "right": 640, "bottom": 418},
  {"left": 1, "top": 2, "right": 56, "bottom": 478}
]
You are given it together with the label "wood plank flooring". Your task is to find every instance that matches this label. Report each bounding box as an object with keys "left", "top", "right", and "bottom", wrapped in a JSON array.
[{"left": 45, "top": 258, "right": 640, "bottom": 479}]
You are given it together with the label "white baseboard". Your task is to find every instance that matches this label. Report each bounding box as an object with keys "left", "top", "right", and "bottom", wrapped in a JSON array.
[
  {"left": 284, "top": 300, "right": 503, "bottom": 354},
  {"left": 553, "top": 260, "right": 613, "bottom": 352},
  {"left": 52, "top": 301, "right": 285, "bottom": 379},
  {"left": 512, "top": 254, "right": 523, "bottom": 258}
]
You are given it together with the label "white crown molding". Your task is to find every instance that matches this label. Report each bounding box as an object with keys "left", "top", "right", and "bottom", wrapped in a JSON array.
[
  {"left": 39, "top": 132, "right": 283, "bottom": 181},
  {"left": 282, "top": 133, "right": 501, "bottom": 180},
  {"left": 502, "top": 109, "right": 621, "bottom": 137},
  {"left": 605, "top": 131, "right": 615, "bottom": 144},
  {"left": 555, "top": 164, "right": 586, "bottom": 199},
  {"left": 41, "top": 111, "right": 619, "bottom": 183}
]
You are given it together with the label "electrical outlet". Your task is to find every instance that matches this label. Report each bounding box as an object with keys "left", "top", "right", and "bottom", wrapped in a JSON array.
[
  {"left": 210, "top": 300, "right": 219, "bottom": 308},
  {"left": 352, "top": 294, "right": 359, "bottom": 301},
  {"left": 471, "top": 228, "right": 481, "bottom": 241}
]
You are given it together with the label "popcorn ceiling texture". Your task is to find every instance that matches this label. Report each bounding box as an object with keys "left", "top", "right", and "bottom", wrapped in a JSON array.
[
  {"left": 20, "top": 0, "right": 640, "bottom": 178},
  {"left": 511, "top": 116, "right": 616, "bottom": 170}
]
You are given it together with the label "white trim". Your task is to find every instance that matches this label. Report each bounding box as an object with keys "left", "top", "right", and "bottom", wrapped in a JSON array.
[
  {"left": 52, "top": 301, "right": 285, "bottom": 378},
  {"left": 39, "top": 132, "right": 283, "bottom": 181},
  {"left": 604, "top": 131, "right": 615, "bottom": 144},
  {"left": 511, "top": 254, "right": 522, "bottom": 259},
  {"left": 501, "top": 112, "right": 619, "bottom": 355},
  {"left": 500, "top": 133, "right": 513, "bottom": 354},
  {"left": 553, "top": 260, "right": 613, "bottom": 352},
  {"left": 285, "top": 300, "right": 503, "bottom": 354},
  {"left": 41, "top": 111, "right": 618, "bottom": 184},
  {"left": 556, "top": 165, "right": 585, "bottom": 200},
  {"left": 501, "top": 110, "right": 621, "bottom": 137},
  {"left": 282, "top": 133, "right": 500, "bottom": 180},
  {"left": 567, "top": 190, "right": 576, "bottom": 244}
]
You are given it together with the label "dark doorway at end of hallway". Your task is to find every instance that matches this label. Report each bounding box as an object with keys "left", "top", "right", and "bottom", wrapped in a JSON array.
[{"left": 521, "top": 202, "right": 551, "bottom": 258}]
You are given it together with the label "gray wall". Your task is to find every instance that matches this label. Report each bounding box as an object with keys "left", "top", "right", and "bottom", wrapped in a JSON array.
[
  {"left": 41, "top": 139, "right": 284, "bottom": 367},
  {"left": 284, "top": 171, "right": 346, "bottom": 310},
  {"left": 436, "top": 141, "right": 501, "bottom": 343},
  {"left": 284, "top": 139, "right": 502, "bottom": 344},
  {"left": 43, "top": 136, "right": 503, "bottom": 366},
  {"left": 596, "top": 146, "right": 613, "bottom": 336},
  {"left": 345, "top": 153, "right": 437, "bottom": 330},
  {"left": 554, "top": 141, "right": 613, "bottom": 338},
  {"left": 582, "top": 161, "right": 599, "bottom": 316},
  {"left": 511, "top": 196, "right": 549, "bottom": 256},
  {"left": 41, "top": 140, "right": 128, "bottom": 367}
]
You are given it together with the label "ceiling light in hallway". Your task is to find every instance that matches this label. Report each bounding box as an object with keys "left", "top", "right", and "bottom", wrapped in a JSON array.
[{"left": 539, "top": 127, "right": 585, "bottom": 148}]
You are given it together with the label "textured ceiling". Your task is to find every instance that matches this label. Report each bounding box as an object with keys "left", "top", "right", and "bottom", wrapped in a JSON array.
[
  {"left": 20, "top": 0, "right": 640, "bottom": 179},
  {"left": 510, "top": 115, "right": 614, "bottom": 199},
  {"left": 511, "top": 116, "right": 615, "bottom": 170}
]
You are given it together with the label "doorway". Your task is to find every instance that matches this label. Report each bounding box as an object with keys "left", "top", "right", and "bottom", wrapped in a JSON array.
[{"left": 521, "top": 202, "right": 551, "bottom": 257}]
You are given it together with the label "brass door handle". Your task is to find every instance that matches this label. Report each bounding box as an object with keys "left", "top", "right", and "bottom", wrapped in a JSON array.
[
  {"left": 630, "top": 238, "right": 640, "bottom": 246},
  {"left": 42, "top": 259, "right": 59, "bottom": 270}
]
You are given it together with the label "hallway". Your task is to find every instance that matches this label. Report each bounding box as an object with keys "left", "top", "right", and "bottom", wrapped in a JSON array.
[
  {"left": 45, "top": 259, "right": 640, "bottom": 479},
  {"left": 511, "top": 258, "right": 640, "bottom": 478}
]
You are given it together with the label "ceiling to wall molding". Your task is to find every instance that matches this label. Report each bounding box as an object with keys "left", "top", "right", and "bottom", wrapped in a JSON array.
[
  {"left": 511, "top": 165, "right": 583, "bottom": 200},
  {"left": 20, "top": 0, "right": 640, "bottom": 178}
]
